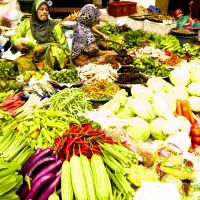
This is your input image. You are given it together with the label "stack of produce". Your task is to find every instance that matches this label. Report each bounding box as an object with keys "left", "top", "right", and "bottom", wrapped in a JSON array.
[
  {"left": 19, "top": 147, "right": 62, "bottom": 200},
  {"left": 54, "top": 122, "right": 139, "bottom": 199},
  {"left": 0, "top": 131, "right": 33, "bottom": 165},
  {"left": 48, "top": 88, "right": 93, "bottom": 118}
]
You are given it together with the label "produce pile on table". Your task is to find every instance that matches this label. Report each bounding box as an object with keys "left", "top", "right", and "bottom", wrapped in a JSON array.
[{"left": 0, "top": 22, "right": 200, "bottom": 200}]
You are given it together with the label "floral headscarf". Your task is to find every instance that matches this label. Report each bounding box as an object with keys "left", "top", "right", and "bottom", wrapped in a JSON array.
[
  {"left": 71, "top": 4, "right": 101, "bottom": 59},
  {"left": 30, "top": 0, "right": 57, "bottom": 43}
]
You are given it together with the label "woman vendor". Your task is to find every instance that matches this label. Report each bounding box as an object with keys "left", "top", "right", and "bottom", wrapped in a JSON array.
[
  {"left": 71, "top": 4, "right": 117, "bottom": 66},
  {"left": 10, "top": 0, "right": 70, "bottom": 73}
]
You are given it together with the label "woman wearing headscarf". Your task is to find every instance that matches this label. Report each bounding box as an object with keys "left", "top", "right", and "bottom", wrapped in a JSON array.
[
  {"left": 10, "top": 0, "right": 70, "bottom": 73},
  {"left": 71, "top": 4, "right": 117, "bottom": 66}
]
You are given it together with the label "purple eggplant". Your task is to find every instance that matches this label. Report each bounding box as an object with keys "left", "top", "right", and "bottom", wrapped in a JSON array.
[
  {"left": 37, "top": 171, "right": 61, "bottom": 200},
  {"left": 31, "top": 160, "right": 62, "bottom": 186},
  {"left": 25, "top": 157, "right": 57, "bottom": 190},
  {"left": 21, "top": 147, "right": 53, "bottom": 175},
  {"left": 25, "top": 173, "right": 55, "bottom": 200},
  {"left": 21, "top": 148, "right": 43, "bottom": 175}
]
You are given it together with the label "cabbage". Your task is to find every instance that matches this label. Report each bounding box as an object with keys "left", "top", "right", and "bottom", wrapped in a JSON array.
[
  {"left": 150, "top": 117, "right": 167, "bottom": 140},
  {"left": 115, "top": 104, "right": 135, "bottom": 119},
  {"left": 18, "top": 37, "right": 37, "bottom": 50},
  {"left": 187, "top": 82, "right": 200, "bottom": 97},
  {"left": 163, "top": 116, "right": 191, "bottom": 135},
  {"left": 169, "top": 67, "right": 190, "bottom": 86},
  {"left": 147, "top": 77, "right": 173, "bottom": 93},
  {"left": 130, "top": 97, "right": 156, "bottom": 121},
  {"left": 152, "top": 91, "right": 175, "bottom": 119},
  {"left": 167, "top": 86, "right": 188, "bottom": 100},
  {"left": 112, "top": 89, "right": 128, "bottom": 106},
  {"left": 189, "top": 66, "right": 200, "bottom": 83},
  {"left": 176, "top": 116, "right": 191, "bottom": 134},
  {"left": 163, "top": 118, "right": 180, "bottom": 135},
  {"left": 100, "top": 99, "right": 120, "bottom": 114},
  {"left": 125, "top": 117, "right": 150, "bottom": 141},
  {"left": 131, "top": 84, "right": 154, "bottom": 102},
  {"left": 188, "top": 96, "right": 200, "bottom": 112}
]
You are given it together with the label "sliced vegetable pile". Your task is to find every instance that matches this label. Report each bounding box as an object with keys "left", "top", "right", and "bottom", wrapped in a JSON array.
[{"left": 82, "top": 79, "right": 121, "bottom": 99}]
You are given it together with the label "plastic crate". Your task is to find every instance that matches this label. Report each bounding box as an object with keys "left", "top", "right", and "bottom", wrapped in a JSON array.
[{"left": 107, "top": 1, "right": 137, "bottom": 17}]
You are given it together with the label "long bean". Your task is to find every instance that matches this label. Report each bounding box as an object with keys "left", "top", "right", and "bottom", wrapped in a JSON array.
[{"left": 48, "top": 88, "right": 92, "bottom": 118}]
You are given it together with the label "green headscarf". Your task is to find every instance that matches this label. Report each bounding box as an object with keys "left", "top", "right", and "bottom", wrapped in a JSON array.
[{"left": 30, "top": 0, "right": 57, "bottom": 43}]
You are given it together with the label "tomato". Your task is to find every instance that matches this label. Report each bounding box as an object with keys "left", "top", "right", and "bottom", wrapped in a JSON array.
[
  {"left": 191, "top": 136, "right": 200, "bottom": 145},
  {"left": 190, "top": 123, "right": 200, "bottom": 137},
  {"left": 192, "top": 143, "right": 200, "bottom": 149},
  {"left": 190, "top": 126, "right": 200, "bottom": 137}
]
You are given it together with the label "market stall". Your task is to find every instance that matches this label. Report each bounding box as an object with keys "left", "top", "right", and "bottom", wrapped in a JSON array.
[{"left": 0, "top": 1, "right": 200, "bottom": 200}]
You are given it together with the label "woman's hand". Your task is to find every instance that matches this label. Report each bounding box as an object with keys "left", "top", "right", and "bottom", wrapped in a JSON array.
[{"left": 14, "top": 39, "right": 28, "bottom": 52}]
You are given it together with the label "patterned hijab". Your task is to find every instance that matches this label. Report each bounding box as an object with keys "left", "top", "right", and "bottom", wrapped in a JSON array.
[
  {"left": 30, "top": 0, "right": 57, "bottom": 43},
  {"left": 71, "top": 4, "right": 101, "bottom": 59}
]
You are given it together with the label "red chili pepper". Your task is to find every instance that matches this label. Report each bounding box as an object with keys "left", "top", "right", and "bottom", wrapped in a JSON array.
[{"left": 64, "top": 136, "right": 77, "bottom": 154}]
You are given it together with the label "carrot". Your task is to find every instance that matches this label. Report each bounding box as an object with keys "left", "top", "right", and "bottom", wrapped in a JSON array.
[
  {"left": 180, "top": 100, "right": 190, "bottom": 121},
  {"left": 185, "top": 100, "right": 195, "bottom": 125},
  {"left": 176, "top": 99, "right": 182, "bottom": 116}
]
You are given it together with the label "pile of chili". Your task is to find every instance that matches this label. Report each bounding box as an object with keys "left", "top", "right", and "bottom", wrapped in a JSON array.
[{"left": 54, "top": 122, "right": 116, "bottom": 161}]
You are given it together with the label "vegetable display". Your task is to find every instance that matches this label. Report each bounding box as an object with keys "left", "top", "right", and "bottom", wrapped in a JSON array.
[{"left": 0, "top": 21, "right": 200, "bottom": 200}]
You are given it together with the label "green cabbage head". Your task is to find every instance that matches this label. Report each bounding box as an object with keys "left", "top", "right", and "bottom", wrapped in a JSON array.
[
  {"left": 150, "top": 117, "right": 167, "bottom": 140},
  {"left": 125, "top": 117, "right": 150, "bottom": 141}
]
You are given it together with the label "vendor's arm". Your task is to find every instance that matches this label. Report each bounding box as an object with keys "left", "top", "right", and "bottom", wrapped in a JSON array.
[
  {"left": 92, "top": 25, "right": 108, "bottom": 40},
  {"left": 10, "top": 19, "right": 30, "bottom": 51},
  {"left": 52, "top": 23, "right": 70, "bottom": 55}
]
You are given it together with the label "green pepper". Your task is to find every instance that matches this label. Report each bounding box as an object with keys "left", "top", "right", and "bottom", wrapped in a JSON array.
[
  {"left": 91, "top": 121, "right": 101, "bottom": 129},
  {"left": 77, "top": 116, "right": 88, "bottom": 124}
]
